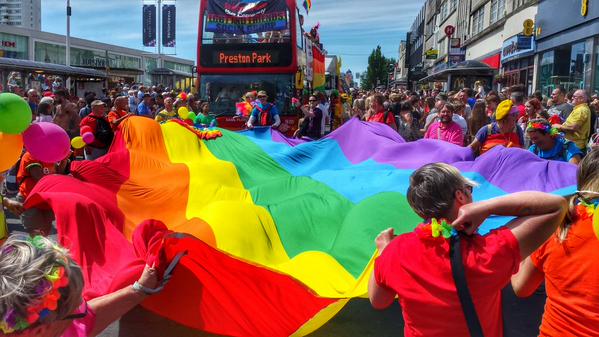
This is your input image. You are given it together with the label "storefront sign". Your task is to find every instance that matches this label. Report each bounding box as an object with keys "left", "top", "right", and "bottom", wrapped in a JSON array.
[
  {"left": 200, "top": 43, "right": 291, "bottom": 68},
  {"left": 425, "top": 49, "right": 438, "bottom": 60},
  {"left": 1, "top": 40, "right": 16, "bottom": 48},
  {"left": 501, "top": 35, "right": 535, "bottom": 63}
]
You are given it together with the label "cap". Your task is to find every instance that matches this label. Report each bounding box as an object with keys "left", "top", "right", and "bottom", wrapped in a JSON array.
[
  {"left": 143, "top": 93, "right": 151, "bottom": 98},
  {"left": 91, "top": 100, "right": 106, "bottom": 107},
  {"left": 495, "top": 100, "right": 518, "bottom": 120}
]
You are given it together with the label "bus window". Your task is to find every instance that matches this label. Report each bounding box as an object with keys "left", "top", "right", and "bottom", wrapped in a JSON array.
[{"left": 200, "top": 74, "right": 292, "bottom": 115}]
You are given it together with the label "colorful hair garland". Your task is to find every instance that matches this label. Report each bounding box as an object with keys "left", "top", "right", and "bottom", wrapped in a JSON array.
[
  {"left": 0, "top": 237, "right": 70, "bottom": 334},
  {"left": 526, "top": 121, "right": 561, "bottom": 138},
  {"left": 415, "top": 218, "right": 457, "bottom": 241}
]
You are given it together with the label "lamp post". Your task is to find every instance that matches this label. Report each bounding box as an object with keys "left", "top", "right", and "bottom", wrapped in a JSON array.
[{"left": 65, "top": 0, "right": 71, "bottom": 92}]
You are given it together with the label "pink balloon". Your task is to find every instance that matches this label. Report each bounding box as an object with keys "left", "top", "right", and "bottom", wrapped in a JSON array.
[
  {"left": 23, "top": 122, "right": 70, "bottom": 162},
  {"left": 82, "top": 132, "right": 95, "bottom": 144}
]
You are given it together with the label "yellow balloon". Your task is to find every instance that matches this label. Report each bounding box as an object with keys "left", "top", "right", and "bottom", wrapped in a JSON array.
[
  {"left": 71, "top": 136, "right": 86, "bottom": 149},
  {"left": 0, "top": 132, "right": 23, "bottom": 172},
  {"left": 178, "top": 107, "right": 190, "bottom": 120}
]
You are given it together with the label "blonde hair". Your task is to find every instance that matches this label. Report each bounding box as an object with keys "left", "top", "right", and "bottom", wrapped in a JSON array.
[
  {"left": 0, "top": 235, "right": 84, "bottom": 328},
  {"left": 562, "top": 150, "right": 599, "bottom": 241}
]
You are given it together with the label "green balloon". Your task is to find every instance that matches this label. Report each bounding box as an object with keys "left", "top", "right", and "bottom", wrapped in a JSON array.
[
  {"left": 188, "top": 112, "right": 197, "bottom": 121},
  {"left": 0, "top": 93, "right": 32, "bottom": 134}
]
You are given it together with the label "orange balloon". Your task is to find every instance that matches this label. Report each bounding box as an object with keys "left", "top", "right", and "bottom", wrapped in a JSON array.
[{"left": 0, "top": 132, "right": 23, "bottom": 172}]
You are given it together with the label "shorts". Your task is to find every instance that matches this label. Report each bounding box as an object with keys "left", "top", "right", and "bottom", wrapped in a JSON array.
[{"left": 16, "top": 194, "right": 54, "bottom": 235}]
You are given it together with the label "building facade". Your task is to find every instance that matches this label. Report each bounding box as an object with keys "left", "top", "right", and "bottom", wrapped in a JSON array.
[
  {"left": 407, "top": 6, "right": 426, "bottom": 88},
  {"left": 403, "top": 0, "right": 542, "bottom": 93},
  {"left": 535, "top": 0, "right": 599, "bottom": 96},
  {"left": 0, "top": 25, "right": 194, "bottom": 93},
  {"left": 0, "top": 0, "right": 41, "bottom": 30}
]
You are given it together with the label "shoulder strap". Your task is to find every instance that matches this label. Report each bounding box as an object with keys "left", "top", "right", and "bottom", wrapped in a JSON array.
[{"left": 450, "top": 235, "right": 485, "bottom": 337}]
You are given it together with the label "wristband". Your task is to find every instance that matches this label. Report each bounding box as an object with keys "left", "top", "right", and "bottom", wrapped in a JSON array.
[{"left": 132, "top": 281, "right": 157, "bottom": 295}]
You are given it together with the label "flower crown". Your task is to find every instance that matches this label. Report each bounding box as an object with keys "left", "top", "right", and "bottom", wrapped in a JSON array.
[
  {"left": 415, "top": 218, "right": 457, "bottom": 240},
  {"left": 0, "top": 237, "right": 71, "bottom": 334},
  {"left": 526, "top": 121, "right": 561, "bottom": 138}
]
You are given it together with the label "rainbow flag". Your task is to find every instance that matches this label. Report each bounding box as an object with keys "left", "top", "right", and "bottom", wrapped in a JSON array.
[
  {"left": 312, "top": 45, "right": 326, "bottom": 90},
  {"left": 27, "top": 117, "right": 576, "bottom": 337},
  {"left": 303, "top": 0, "right": 312, "bottom": 14}
]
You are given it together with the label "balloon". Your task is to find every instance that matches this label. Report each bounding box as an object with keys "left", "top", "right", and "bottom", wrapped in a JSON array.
[
  {"left": 0, "top": 132, "right": 23, "bottom": 172},
  {"left": 80, "top": 125, "right": 93, "bottom": 135},
  {"left": 0, "top": 93, "right": 32, "bottom": 134},
  {"left": 184, "top": 119, "right": 194, "bottom": 126},
  {"left": 71, "top": 136, "right": 86, "bottom": 149},
  {"left": 178, "top": 107, "right": 189, "bottom": 120},
  {"left": 187, "top": 112, "right": 196, "bottom": 121},
  {"left": 82, "top": 132, "right": 95, "bottom": 144},
  {"left": 22, "top": 122, "right": 70, "bottom": 162}
]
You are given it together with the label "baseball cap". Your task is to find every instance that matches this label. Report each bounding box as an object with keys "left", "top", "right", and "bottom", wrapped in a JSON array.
[{"left": 91, "top": 100, "right": 106, "bottom": 107}]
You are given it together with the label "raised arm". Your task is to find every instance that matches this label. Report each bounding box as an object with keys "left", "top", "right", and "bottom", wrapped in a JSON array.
[{"left": 452, "top": 191, "right": 567, "bottom": 259}]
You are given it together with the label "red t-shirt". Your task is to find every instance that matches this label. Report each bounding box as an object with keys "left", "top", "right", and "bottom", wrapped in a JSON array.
[
  {"left": 17, "top": 152, "right": 56, "bottom": 199},
  {"left": 530, "top": 208, "right": 599, "bottom": 337},
  {"left": 368, "top": 111, "right": 396, "bottom": 129},
  {"left": 374, "top": 228, "right": 520, "bottom": 337},
  {"left": 80, "top": 115, "right": 109, "bottom": 148}
]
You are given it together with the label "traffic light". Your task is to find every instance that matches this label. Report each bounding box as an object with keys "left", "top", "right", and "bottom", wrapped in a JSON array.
[{"left": 523, "top": 19, "right": 534, "bottom": 37}]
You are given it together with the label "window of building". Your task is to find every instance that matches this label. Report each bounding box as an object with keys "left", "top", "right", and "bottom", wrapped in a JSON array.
[
  {"left": 440, "top": 1, "right": 449, "bottom": 21},
  {"left": 490, "top": 0, "right": 505, "bottom": 24},
  {"left": 450, "top": 0, "right": 457, "bottom": 12},
  {"left": 513, "top": 0, "right": 526, "bottom": 9},
  {"left": 471, "top": 7, "right": 484, "bottom": 34}
]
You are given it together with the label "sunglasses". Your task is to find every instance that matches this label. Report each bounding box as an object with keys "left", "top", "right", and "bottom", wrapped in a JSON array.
[
  {"left": 308, "top": 100, "right": 317, "bottom": 102},
  {"left": 257, "top": 96, "right": 267, "bottom": 98}
]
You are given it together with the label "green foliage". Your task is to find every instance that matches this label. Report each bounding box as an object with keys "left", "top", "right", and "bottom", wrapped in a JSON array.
[{"left": 362, "top": 46, "right": 395, "bottom": 90}]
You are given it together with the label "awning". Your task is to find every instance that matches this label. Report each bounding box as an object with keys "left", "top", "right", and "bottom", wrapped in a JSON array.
[
  {"left": 150, "top": 67, "right": 192, "bottom": 77},
  {"left": 419, "top": 60, "right": 495, "bottom": 83},
  {"left": 481, "top": 53, "right": 501, "bottom": 69},
  {"left": 0, "top": 57, "right": 106, "bottom": 78}
]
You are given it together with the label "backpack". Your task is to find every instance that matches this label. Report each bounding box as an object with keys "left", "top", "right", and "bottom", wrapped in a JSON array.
[{"left": 89, "top": 115, "right": 114, "bottom": 148}]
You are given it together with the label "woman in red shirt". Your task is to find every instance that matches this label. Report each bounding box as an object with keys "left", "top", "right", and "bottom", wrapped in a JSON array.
[
  {"left": 367, "top": 93, "right": 396, "bottom": 130},
  {"left": 511, "top": 149, "right": 599, "bottom": 337}
]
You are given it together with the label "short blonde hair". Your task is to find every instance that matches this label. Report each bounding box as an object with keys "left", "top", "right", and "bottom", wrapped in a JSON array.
[
  {"left": 407, "top": 163, "right": 476, "bottom": 219},
  {"left": 0, "top": 235, "right": 84, "bottom": 330}
]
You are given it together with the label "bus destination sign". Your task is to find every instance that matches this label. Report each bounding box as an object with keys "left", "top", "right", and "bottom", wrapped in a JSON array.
[{"left": 201, "top": 43, "right": 292, "bottom": 68}]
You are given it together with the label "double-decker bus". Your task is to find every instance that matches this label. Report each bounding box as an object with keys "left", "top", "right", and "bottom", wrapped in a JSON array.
[{"left": 196, "top": 0, "right": 305, "bottom": 135}]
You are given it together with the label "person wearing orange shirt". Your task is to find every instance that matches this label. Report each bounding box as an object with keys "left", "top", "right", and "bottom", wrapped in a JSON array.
[
  {"left": 511, "top": 149, "right": 599, "bottom": 337},
  {"left": 107, "top": 96, "right": 132, "bottom": 130}
]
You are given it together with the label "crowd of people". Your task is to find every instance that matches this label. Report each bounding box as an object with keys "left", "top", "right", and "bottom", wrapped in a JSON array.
[
  {"left": 295, "top": 85, "right": 598, "bottom": 165},
  {"left": 1, "top": 81, "right": 599, "bottom": 337}
]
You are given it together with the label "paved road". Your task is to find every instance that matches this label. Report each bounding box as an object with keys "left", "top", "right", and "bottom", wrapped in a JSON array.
[{"left": 6, "top": 216, "right": 545, "bottom": 337}]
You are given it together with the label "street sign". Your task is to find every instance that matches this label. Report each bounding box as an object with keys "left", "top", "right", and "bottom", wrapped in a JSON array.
[
  {"left": 450, "top": 38, "right": 461, "bottom": 48},
  {"left": 444, "top": 25, "right": 455, "bottom": 37}
]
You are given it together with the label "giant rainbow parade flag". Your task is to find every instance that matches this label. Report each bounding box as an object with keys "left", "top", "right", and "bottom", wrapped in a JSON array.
[{"left": 25, "top": 117, "right": 577, "bottom": 337}]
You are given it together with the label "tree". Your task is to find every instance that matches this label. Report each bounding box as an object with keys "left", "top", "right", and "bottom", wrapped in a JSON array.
[{"left": 362, "top": 46, "right": 396, "bottom": 90}]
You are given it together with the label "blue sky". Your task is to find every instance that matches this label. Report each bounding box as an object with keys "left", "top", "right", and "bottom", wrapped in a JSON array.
[{"left": 41, "top": 0, "right": 424, "bottom": 76}]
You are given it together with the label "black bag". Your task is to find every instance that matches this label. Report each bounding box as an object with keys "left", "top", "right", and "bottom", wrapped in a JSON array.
[
  {"left": 450, "top": 234, "right": 485, "bottom": 337},
  {"left": 89, "top": 115, "right": 114, "bottom": 148}
]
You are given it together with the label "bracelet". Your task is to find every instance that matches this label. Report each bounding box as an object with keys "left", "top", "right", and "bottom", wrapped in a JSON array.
[{"left": 132, "top": 281, "right": 155, "bottom": 296}]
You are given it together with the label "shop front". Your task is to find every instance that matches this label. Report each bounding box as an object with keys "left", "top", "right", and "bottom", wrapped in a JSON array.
[
  {"left": 535, "top": 0, "right": 599, "bottom": 96},
  {"left": 0, "top": 32, "right": 28, "bottom": 60},
  {"left": 501, "top": 34, "right": 535, "bottom": 95}
]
